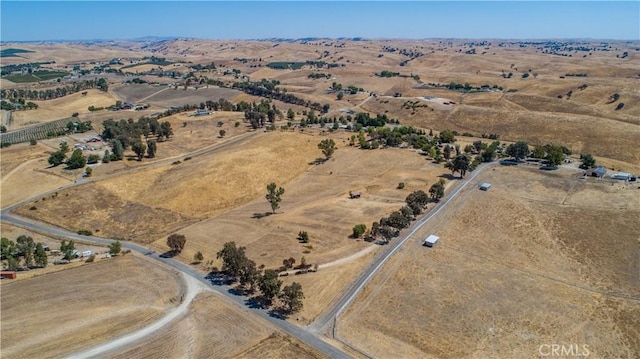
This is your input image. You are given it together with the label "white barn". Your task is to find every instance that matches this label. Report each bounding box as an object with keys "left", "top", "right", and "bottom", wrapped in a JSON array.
[{"left": 423, "top": 235, "right": 440, "bottom": 247}]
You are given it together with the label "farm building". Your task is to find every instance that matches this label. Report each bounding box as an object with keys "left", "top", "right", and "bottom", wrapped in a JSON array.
[
  {"left": 611, "top": 172, "right": 631, "bottom": 181},
  {"left": 423, "top": 235, "right": 440, "bottom": 247},
  {"left": 586, "top": 166, "right": 607, "bottom": 178},
  {"left": 479, "top": 183, "right": 492, "bottom": 191}
]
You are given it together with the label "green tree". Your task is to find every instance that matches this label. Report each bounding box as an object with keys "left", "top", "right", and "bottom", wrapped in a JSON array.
[
  {"left": 167, "top": 234, "right": 186, "bottom": 254},
  {"left": 60, "top": 240, "right": 76, "bottom": 260},
  {"left": 239, "top": 259, "right": 260, "bottom": 292},
  {"left": 34, "top": 243, "right": 48, "bottom": 268},
  {"left": 287, "top": 109, "right": 295, "bottom": 120},
  {"left": 131, "top": 140, "right": 147, "bottom": 161},
  {"left": 0, "top": 125, "right": 6, "bottom": 133},
  {"left": 265, "top": 182, "right": 285, "bottom": 214},
  {"left": 216, "top": 241, "right": 249, "bottom": 279},
  {"left": 439, "top": 130, "right": 456, "bottom": 143},
  {"left": 452, "top": 154, "right": 471, "bottom": 178},
  {"left": 546, "top": 145, "right": 564, "bottom": 167},
  {"left": 102, "top": 150, "right": 111, "bottom": 163},
  {"left": 84, "top": 167, "right": 93, "bottom": 177},
  {"left": 259, "top": 269, "right": 282, "bottom": 302},
  {"left": 580, "top": 154, "right": 595, "bottom": 169},
  {"left": 336, "top": 92, "right": 344, "bottom": 100},
  {"left": 16, "top": 235, "right": 35, "bottom": 268},
  {"left": 219, "top": 129, "right": 226, "bottom": 137},
  {"left": 318, "top": 138, "right": 336, "bottom": 159},
  {"left": 87, "top": 154, "right": 100, "bottom": 164},
  {"left": 352, "top": 224, "right": 367, "bottom": 238},
  {"left": 160, "top": 121, "right": 174, "bottom": 139},
  {"left": 1, "top": 237, "right": 16, "bottom": 260},
  {"left": 279, "top": 282, "right": 304, "bottom": 313},
  {"left": 66, "top": 149, "right": 86, "bottom": 169},
  {"left": 48, "top": 151, "right": 66, "bottom": 167},
  {"left": 111, "top": 140, "right": 124, "bottom": 161},
  {"left": 506, "top": 141, "right": 529, "bottom": 161},
  {"left": 59, "top": 141, "right": 70, "bottom": 154},
  {"left": 108, "top": 241, "right": 122, "bottom": 256},
  {"left": 193, "top": 251, "right": 204, "bottom": 263},
  {"left": 146, "top": 140, "right": 157, "bottom": 158},
  {"left": 429, "top": 179, "right": 446, "bottom": 202}
]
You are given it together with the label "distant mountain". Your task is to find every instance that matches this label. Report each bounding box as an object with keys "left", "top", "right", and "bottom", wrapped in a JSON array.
[{"left": 129, "top": 36, "right": 179, "bottom": 42}]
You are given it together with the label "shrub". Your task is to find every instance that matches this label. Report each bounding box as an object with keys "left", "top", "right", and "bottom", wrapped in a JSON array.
[
  {"left": 297, "top": 231, "right": 309, "bottom": 243},
  {"left": 397, "top": 182, "right": 405, "bottom": 189},
  {"left": 29, "top": 139, "right": 37, "bottom": 145},
  {"left": 29, "top": 206, "right": 37, "bottom": 210},
  {"left": 352, "top": 224, "right": 367, "bottom": 238},
  {"left": 87, "top": 154, "right": 100, "bottom": 164}
]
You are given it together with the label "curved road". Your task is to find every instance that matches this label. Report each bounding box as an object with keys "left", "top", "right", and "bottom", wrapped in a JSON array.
[{"left": 2, "top": 131, "right": 495, "bottom": 358}]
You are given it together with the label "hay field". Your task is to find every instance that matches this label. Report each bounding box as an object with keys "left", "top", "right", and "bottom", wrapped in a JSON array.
[
  {"left": 0, "top": 255, "right": 182, "bottom": 359},
  {"left": 9, "top": 89, "right": 118, "bottom": 128},
  {"left": 339, "top": 166, "right": 640, "bottom": 358},
  {"left": 110, "top": 292, "right": 277, "bottom": 359}
]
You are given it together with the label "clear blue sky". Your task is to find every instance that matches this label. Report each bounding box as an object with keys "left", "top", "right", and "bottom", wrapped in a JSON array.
[{"left": 1, "top": 1, "right": 638, "bottom": 41}]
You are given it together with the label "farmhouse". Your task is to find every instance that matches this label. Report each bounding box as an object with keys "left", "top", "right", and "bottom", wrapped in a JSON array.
[
  {"left": 479, "top": 183, "right": 492, "bottom": 191},
  {"left": 423, "top": 235, "right": 439, "bottom": 247},
  {"left": 586, "top": 166, "right": 607, "bottom": 178}
]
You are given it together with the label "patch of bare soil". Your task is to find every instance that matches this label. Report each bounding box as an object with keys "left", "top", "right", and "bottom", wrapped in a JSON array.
[{"left": 0, "top": 255, "right": 182, "bottom": 359}]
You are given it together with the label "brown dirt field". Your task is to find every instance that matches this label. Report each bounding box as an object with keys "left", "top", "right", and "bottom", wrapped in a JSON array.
[
  {"left": 234, "top": 332, "right": 326, "bottom": 359},
  {"left": 110, "top": 292, "right": 274, "bottom": 359},
  {"left": 113, "top": 84, "right": 242, "bottom": 108},
  {"left": 0, "top": 141, "right": 50, "bottom": 177},
  {"left": 10, "top": 89, "right": 118, "bottom": 128},
  {"left": 339, "top": 166, "right": 640, "bottom": 358},
  {"left": 0, "top": 254, "right": 182, "bottom": 359}
]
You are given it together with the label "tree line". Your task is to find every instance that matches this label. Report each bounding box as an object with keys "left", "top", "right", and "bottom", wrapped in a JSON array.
[
  {"left": 0, "top": 78, "right": 108, "bottom": 101},
  {"left": 1, "top": 235, "right": 48, "bottom": 270},
  {"left": 232, "top": 79, "right": 330, "bottom": 114}
]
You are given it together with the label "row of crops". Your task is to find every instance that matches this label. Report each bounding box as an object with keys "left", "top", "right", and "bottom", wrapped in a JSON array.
[{"left": 0, "top": 118, "right": 71, "bottom": 145}]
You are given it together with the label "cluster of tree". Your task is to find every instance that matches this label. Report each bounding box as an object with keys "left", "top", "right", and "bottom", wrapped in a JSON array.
[
  {"left": 424, "top": 82, "right": 503, "bottom": 92},
  {"left": 307, "top": 73, "right": 331, "bottom": 79},
  {"left": 232, "top": 79, "right": 329, "bottom": 113},
  {"left": 65, "top": 120, "right": 92, "bottom": 134},
  {"left": 47, "top": 142, "right": 86, "bottom": 169},
  {"left": 530, "top": 144, "right": 571, "bottom": 166},
  {"left": 243, "top": 99, "right": 281, "bottom": 129},
  {"left": 1, "top": 235, "right": 48, "bottom": 270},
  {"left": 190, "top": 62, "right": 217, "bottom": 71},
  {"left": 506, "top": 141, "right": 530, "bottom": 161},
  {"left": 0, "top": 78, "right": 108, "bottom": 101},
  {"left": 216, "top": 241, "right": 304, "bottom": 313},
  {"left": 368, "top": 189, "right": 433, "bottom": 244},
  {"left": 0, "top": 99, "right": 38, "bottom": 111},
  {"left": 0, "top": 61, "right": 54, "bottom": 76},
  {"left": 101, "top": 117, "right": 171, "bottom": 160}
]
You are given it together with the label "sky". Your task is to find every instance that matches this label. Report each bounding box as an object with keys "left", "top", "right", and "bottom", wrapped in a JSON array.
[{"left": 1, "top": 1, "right": 638, "bottom": 41}]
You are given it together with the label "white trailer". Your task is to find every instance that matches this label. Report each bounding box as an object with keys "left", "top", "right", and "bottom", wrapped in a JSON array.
[{"left": 423, "top": 235, "right": 440, "bottom": 247}]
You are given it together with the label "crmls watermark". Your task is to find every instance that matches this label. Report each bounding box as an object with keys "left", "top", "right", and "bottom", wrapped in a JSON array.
[{"left": 539, "top": 344, "right": 590, "bottom": 357}]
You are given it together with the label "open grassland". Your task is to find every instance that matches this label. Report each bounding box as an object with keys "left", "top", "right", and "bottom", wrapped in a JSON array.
[
  {"left": 339, "top": 166, "right": 640, "bottom": 358},
  {"left": 0, "top": 145, "right": 73, "bottom": 208},
  {"left": 155, "top": 134, "right": 447, "bottom": 269},
  {"left": 0, "top": 255, "right": 182, "bottom": 359},
  {"left": 110, "top": 292, "right": 277, "bottom": 359},
  {"left": 112, "top": 83, "right": 242, "bottom": 107},
  {"left": 10, "top": 89, "right": 118, "bottom": 128}
]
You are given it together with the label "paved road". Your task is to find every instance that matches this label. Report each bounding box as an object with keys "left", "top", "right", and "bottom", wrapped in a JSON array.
[{"left": 308, "top": 162, "right": 494, "bottom": 334}]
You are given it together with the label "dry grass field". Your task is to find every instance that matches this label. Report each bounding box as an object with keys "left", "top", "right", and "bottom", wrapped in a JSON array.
[
  {"left": 339, "top": 166, "right": 640, "bottom": 358},
  {"left": 109, "top": 292, "right": 278, "bottom": 359},
  {"left": 9, "top": 89, "right": 118, "bottom": 128},
  {"left": 0, "top": 255, "right": 182, "bottom": 359},
  {"left": 2, "top": 38, "right": 639, "bottom": 358},
  {"left": 155, "top": 133, "right": 447, "bottom": 269}
]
